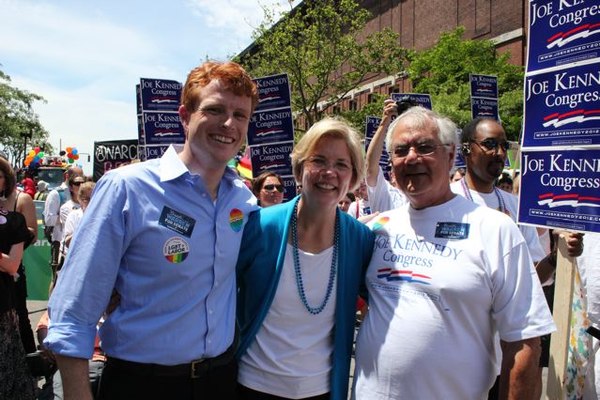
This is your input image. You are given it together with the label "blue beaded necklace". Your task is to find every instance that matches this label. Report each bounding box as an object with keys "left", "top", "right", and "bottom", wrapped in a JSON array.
[{"left": 291, "top": 197, "right": 339, "bottom": 315}]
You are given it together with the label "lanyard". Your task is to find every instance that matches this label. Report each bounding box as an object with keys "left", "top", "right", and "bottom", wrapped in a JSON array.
[{"left": 460, "top": 178, "right": 506, "bottom": 214}]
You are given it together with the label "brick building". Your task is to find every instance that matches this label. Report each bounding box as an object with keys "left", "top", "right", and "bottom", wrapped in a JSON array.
[{"left": 240, "top": 0, "right": 528, "bottom": 120}]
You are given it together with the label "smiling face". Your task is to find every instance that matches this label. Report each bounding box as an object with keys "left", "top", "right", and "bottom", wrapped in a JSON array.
[
  {"left": 390, "top": 117, "right": 455, "bottom": 209},
  {"left": 300, "top": 136, "right": 354, "bottom": 210},
  {"left": 178, "top": 79, "right": 252, "bottom": 174},
  {"left": 259, "top": 176, "right": 284, "bottom": 207}
]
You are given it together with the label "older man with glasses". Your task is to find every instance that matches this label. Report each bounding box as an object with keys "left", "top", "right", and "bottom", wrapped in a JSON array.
[{"left": 352, "top": 107, "right": 555, "bottom": 399}]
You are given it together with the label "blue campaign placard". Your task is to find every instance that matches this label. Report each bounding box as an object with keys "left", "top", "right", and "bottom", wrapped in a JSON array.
[
  {"left": 250, "top": 142, "right": 294, "bottom": 177},
  {"left": 365, "top": 116, "right": 381, "bottom": 140},
  {"left": 523, "top": 61, "right": 600, "bottom": 147},
  {"left": 254, "top": 73, "right": 291, "bottom": 112},
  {"left": 139, "top": 78, "right": 182, "bottom": 112},
  {"left": 247, "top": 107, "right": 294, "bottom": 146},
  {"left": 145, "top": 144, "right": 170, "bottom": 160},
  {"left": 470, "top": 74, "right": 498, "bottom": 98},
  {"left": 364, "top": 115, "right": 390, "bottom": 168},
  {"left": 518, "top": 148, "right": 600, "bottom": 233},
  {"left": 391, "top": 93, "right": 432, "bottom": 109},
  {"left": 137, "top": 114, "right": 146, "bottom": 146},
  {"left": 471, "top": 97, "right": 499, "bottom": 120},
  {"left": 527, "top": 0, "right": 600, "bottom": 73},
  {"left": 143, "top": 111, "right": 185, "bottom": 144},
  {"left": 281, "top": 175, "right": 298, "bottom": 201}
]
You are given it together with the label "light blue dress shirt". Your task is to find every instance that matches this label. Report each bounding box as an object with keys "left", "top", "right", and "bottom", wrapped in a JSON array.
[{"left": 45, "top": 145, "right": 258, "bottom": 365}]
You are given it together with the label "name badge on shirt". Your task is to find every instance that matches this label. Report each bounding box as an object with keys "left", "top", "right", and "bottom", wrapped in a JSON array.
[
  {"left": 435, "top": 222, "right": 470, "bottom": 240},
  {"left": 159, "top": 206, "right": 196, "bottom": 237}
]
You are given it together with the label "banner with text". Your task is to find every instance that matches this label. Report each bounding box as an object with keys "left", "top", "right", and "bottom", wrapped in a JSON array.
[
  {"left": 518, "top": 148, "right": 600, "bottom": 233},
  {"left": 93, "top": 139, "right": 139, "bottom": 181}
]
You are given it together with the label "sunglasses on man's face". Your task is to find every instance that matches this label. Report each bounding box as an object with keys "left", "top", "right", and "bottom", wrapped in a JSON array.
[
  {"left": 70, "top": 181, "right": 82, "bottom": 187},
  {"left": 471, "top": 138, "right": 512, "bottom": 153},
  {"left": 263, "top": 184, "right": 284, "bottom": 193}
]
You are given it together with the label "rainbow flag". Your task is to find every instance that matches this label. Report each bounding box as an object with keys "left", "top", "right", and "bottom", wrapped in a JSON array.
[{"left": 236, "top": 148, "right": 253, "bottom": 180}]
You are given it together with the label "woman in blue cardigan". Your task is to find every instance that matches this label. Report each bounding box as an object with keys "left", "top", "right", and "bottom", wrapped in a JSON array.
[{"left": 236, "top": 117, "right": 375, "bottom": 400}]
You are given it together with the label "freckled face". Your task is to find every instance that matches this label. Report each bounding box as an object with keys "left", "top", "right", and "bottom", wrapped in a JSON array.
[{"left": 179, "top": 79, "right": 252, "bottom": 171}]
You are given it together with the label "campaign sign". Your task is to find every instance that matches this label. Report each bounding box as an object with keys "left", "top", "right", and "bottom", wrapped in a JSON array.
[
  {"left": 364, "top": 115, "right": 390, "bottom": 166},
  {"left": 145, "top": 144, "right": 170, "bottom": 160},
  {"left": 527, "top": 0, "right": 600, "bottom": 73},
  {"left": 523, "top": 61, "right": 600, "bottom": 147},
  {"left": 139, "top": 78, "right": 182, "bottom": 112},
  {"left": 471, "top": 97, "right": 500, "bottom": 120},
  {"left": 518, "top": 149, "right": 600, "bottom": 233},
  {"left": 137, "top": 114, "right": 146, "bottom": 146},
  {"left": 250, "top": 142, "right": 294, "bottom": 177},
  {"left": 470, "top": 74, "right": 498, "bottom": 98},
  {"left": 93, "top": 139, "right": 139, "bottom": 181},
  {"left": 143, "top": 111, "right": 185, "bottom": 145},
  {"left": 365, "top": 116, "right": 382, "bottom": 140},
  {"left": 247, "top": 107, "right": 294, "bottom": 146},
  {"left": 254, "top": 73, "right": 291, "bottom": 112},
  {"left": 391, "top": 93, "right": 433, "bottom": 110},
  {"left": 136, "top": 84, "right": 142, "bottom": 115},
  {"left": 281, "top": 175, "right": 298, "bottom": 202}
]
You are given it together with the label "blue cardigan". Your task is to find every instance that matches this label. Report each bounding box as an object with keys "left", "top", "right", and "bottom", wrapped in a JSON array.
[{"left": 236, "top": 196, "right": 375, "bottom": 400}]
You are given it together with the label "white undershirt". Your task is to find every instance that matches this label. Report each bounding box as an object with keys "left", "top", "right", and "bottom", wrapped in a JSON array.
[{"left": 238, "top": 244, "right": 337, "bottom": 399}]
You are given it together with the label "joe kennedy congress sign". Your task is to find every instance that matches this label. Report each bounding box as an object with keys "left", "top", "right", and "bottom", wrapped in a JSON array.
[
  {"left": 527, "top": 0, "right": 600, "bottom": 73},
  {"left": 523, "top": 60, "right": 600, "bottom": 147},
  {"left": 518, "top": 148, "right": 600, "bottom": 233}
]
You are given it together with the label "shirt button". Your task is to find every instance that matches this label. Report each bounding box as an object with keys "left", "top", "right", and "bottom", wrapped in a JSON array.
[{"left": 209, "top": 309, "right": 213, "bottom": 314}]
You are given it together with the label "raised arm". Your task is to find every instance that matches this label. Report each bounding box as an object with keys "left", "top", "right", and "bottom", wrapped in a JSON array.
[{"left": 365, "top": 99, "right": 397, "bottom": 187}]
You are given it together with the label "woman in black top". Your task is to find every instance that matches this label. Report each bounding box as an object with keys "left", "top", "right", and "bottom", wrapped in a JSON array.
[{"left": 0, "top": 159, "right": 35, "bottom": 399}]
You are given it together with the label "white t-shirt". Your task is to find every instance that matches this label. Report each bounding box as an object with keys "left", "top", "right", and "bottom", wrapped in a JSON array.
[
  {"left": 352, "top": 195, "right": 555, "bottom": 400},
  {"left": 238, "top": 244, "right": 336, "bottom": 399},
  {"left": 450, "top": 179, "right": 546, "bottom": 263},
  {"left": 347, "top": 198, "right": 372, "bottom": 219},
  {"left": 366, "top": 168, "right": 406, "bottom": 213},
  {"left": 62, "top": 208, "right": 83, "bottom": 255}
]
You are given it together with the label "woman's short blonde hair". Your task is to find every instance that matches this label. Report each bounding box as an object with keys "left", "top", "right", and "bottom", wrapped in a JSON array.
[{"left": 291, "top": 117, "right": 365, "bottom": 192}]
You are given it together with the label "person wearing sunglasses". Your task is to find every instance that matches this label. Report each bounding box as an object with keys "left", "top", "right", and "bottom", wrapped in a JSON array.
[
  {"left": 252, "top": 171, "right": 284, "bottom": 208},
  {"left": 451, "top": 117, "right": 583, "bottom": 399}
]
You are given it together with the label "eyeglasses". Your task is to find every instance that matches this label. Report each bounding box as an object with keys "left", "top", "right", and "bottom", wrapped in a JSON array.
[
  {"left": 391, "top": 143, "right": 448, "bottom": 158},
  {"left": 263, "top": 184, "right": 284, "bottom": 193},
  {"left": 470, "top": 138, "right": 511, "bottom": 153},
  {"left": 70, "top": 181, "right": 82, "bottom": 186}
]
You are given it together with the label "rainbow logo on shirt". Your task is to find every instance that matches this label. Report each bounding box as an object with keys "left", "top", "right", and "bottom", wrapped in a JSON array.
[
  {"left": 371, "top": 216, "right": 390, "bottom": 233},
  {"left": 229, "top": 208, "right": 244, "bottom": 232},
  {"left": 163, "top": 237, "right": 189, "bottom": 264}
]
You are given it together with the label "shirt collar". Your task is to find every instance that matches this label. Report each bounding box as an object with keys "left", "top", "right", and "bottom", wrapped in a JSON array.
[
  {"left": 159, "top": 145, "right": 190, "bottom": 182},
  {"left": 159, "top": 144, "right": 241, "bottom": 187}
]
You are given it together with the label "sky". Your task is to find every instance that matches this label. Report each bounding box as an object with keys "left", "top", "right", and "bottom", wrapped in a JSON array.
[{"left": 0, "top": 0, "right": 299, "bottom": 174}]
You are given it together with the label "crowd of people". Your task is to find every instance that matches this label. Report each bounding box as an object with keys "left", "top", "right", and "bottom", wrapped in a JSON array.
[{"left": 0, "top": 60, "right": 597, "bottom": 400}]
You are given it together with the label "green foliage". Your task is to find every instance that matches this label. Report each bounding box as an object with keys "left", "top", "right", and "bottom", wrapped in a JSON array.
[
  {"left": 339, "top": 94, "right": 386, "bottom": 137},
  {"left": 407, "top": 27, "right": 524, "bottom": 140},
  {"left": 0, "top": 65, "right": 50, "bottom": 165},
  {"left": 237, "top": 0, "right": 408, "bottom": 127}
]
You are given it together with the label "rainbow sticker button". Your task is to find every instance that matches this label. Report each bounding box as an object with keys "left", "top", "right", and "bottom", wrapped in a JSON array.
[
  {"left": 163, "top": 237, "right": 190, "bottom": 264},
  {"left": 229, "top": 209, "right": 244, "bottom": 232}
]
